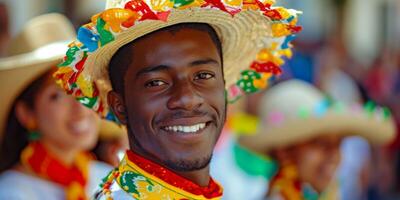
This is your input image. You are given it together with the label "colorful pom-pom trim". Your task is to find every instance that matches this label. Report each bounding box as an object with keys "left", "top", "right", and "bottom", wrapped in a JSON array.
[{"left": 54, "top": 0, "right": 301, "bottom": 120}]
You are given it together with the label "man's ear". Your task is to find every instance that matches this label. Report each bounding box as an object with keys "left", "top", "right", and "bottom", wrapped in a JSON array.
[{"left": 107, "top": 91, "right": 127, "bottom": 124}]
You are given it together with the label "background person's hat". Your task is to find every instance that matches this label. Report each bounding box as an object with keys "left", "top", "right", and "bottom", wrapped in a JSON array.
[
  {"left": 53, "top": 0, "right": 302, "bottom": 120},
  {"left": 239, "top": 79, "right": 396, "bottom": 153},
  {"left": 99, "top": 119, "right": 127, "bottom": 141},
  {"left": 0, "top": 13, "right": 76, "bottom": 139}
]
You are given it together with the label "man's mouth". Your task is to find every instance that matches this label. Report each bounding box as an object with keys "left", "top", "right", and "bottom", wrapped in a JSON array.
[{"left": 161, "top": 122, "right": 207, "bottom": 134}]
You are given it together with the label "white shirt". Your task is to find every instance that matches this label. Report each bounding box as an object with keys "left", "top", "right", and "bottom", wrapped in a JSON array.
[
  {"left": 211, "top": 137, "right": 269, "bottom": 200},
  {"left": 0, "top": 161, "right": 112, "bottom": 200}
]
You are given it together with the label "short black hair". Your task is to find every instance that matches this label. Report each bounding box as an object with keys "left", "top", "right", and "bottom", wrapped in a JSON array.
[{"left": 108, "top": 23, "right": 223, "bottom": 95}]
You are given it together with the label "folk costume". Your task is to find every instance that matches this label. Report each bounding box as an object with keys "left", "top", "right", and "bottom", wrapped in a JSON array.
[{"left": 53, "top": 0, "right": 302, "bottom": 199}]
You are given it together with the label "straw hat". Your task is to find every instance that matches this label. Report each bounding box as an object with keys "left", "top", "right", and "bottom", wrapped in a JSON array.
[
  {"left": 99, "top": 119, "right": 127, "bottom": 140},
  {"left": 53, "top": 0, "right": 302, "bottom": 119},
  {"left": 0, "top": 13, "right": 76, "bottom": 138},
  {"left": 239, "top": 79, "right": 396, "bottom": 153}
]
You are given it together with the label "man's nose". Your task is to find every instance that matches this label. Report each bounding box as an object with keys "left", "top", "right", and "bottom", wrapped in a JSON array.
[{"left": 167, "top": 82, "right": 204, "bottom": 111}]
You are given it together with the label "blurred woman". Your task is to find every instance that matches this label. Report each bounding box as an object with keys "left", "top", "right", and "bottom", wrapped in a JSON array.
[
  {"left": 0, "top": 13, "right": 111, "bottom": 200},
  {"left": 239, "top": 80, "right": 396, "bottom": 200}
]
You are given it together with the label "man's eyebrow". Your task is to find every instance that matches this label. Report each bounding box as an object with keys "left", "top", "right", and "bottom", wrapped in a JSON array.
[
  {"left": 136, "top": 65, "right": 170, "bottom": 77},
  {"left": 135, "top": 58, "right": 220, "bottom": 77},
  {"left": 189, "top": 59, "right": 220, "bottom": 67}
]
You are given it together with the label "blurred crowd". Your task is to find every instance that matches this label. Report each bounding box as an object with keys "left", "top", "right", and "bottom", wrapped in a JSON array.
[{"left": 0, "top": 0, "right": 399, "bottom": 199}]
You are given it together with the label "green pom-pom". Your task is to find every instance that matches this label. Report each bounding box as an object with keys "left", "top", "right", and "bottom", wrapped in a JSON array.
[
  {"left": 77, "top": 97, "right": 98, "bottom": 108},
  {"left": 382, "top": 107, "right": 391, "bottom": 120},
  {"left": 364, "top": 101, "right": 376, "bottom": 116},
  {"left": 237, "top": 70, "right": 261, "bottom": 93},
  {"left": 173, "top": 0, "right": 194, "bottom": 8},
  {"left": 96, "top": 18, "right": 115, "bottom": 46},
  {"left": 298, "top": 106, "right": 310, "bottom": 119}
]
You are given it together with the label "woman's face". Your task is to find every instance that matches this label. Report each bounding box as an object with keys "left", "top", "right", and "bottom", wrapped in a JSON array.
[
  {"left": 29, "top": 80, "right": 99, "bottom": 152},
  {"left": 274, "top": 134, "right": 343, "bottom": 193}
]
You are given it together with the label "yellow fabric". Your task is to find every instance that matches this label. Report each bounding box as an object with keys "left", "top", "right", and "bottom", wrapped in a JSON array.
[{"left": 101, "top": 154, "right": 222, "bottom": 200}]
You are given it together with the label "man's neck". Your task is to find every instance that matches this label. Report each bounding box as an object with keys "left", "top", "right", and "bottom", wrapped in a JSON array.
[
  {"left": 129, "top": 145, "right": 211, "bottom": 187},
  {"left": 175, "top": 166, "right": 211, "bottom": 187}
]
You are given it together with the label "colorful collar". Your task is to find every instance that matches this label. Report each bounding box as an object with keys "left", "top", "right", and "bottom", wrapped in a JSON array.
[
  {"left": 268, "top": 164, "right": 339, "bottom": 200},
  {"left": 100, "top": 150, "right": 223, "bottom": 200},
  {"left": 20, "top": 142, "right": 91, "bottom": 200}
]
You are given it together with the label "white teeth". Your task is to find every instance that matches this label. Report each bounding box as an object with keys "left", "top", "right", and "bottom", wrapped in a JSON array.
[
  {"left": 163, "top": 123, "right": 207, "bottom": 133},
  {"left": 199, "top": 123, "right": 205, "bottom": 129}
]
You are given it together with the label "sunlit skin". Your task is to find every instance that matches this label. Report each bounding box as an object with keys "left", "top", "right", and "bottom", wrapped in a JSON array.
[
  {"left": 15, "top": 77, "right": 99, "bottom": 166},
  {"left": 108, "top": 28, "right": 226, "bottom": 186},
  {"left": 271, "top": 134, "right": 343, "bottom": 193}
]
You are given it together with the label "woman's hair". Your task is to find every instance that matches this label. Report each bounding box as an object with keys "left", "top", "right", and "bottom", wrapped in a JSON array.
[{"left": 0, "top": 68, "right": 54, "bottom": 173}]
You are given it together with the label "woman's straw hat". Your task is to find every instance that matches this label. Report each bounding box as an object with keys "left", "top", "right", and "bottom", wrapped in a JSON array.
[{"left": 0, "top": 13, "right": 76, "bottom": 138}]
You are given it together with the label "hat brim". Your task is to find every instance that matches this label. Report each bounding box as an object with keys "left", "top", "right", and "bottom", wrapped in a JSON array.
[
  {"left": 0, "top": 42, "right": 69, "bottom": 139},
  {"left": 99, "top": 120, "right": 127, "bottom": 140},
  {"left": 239, "top": 110, "right": 396, "bottom": 153},
  {"left": 83, "top": 8, "right": 274, "bottom": 106}
]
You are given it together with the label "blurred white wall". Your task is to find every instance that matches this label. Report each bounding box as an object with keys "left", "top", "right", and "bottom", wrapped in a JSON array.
[
  {"left": 0, "top": 0, "right": 64, "bottom": 36},
  {"left": 277, "top": 0, "right": 336, "bottom": 43},
  {"left": 344, "top": 0, "right": 400, "bottom": 66}
]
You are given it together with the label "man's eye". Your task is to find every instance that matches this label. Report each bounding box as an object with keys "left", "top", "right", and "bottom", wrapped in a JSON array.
[
  {"left": 194, "top": 72, "right": 215, "bottom": 80},
  {"left": 145, "top": 80, "right": 167, "bottom": 88}
]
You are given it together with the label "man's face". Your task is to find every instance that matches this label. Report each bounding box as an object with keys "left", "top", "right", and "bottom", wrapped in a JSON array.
[{"left": 114, "top": 27, "right": 226, "bottom": 171}]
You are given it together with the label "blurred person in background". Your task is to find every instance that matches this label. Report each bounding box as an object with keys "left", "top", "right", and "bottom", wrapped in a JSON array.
[
  {"left": 239, "top": 80, "right": 396, "bottom": 200},
  {"left": 0, "top": 2, "right": 10, "bottom": 57},
  {"left": 314, "top": 34, "right": 374, "bottom": 200},
  {"left": 0, "top": 13, "right": 111, "bottom": 200},
  {"left": 93, "top": 120, "right": 129, "bottom": 167},
  {"left": 211, "top": 91, "right": 274, "bottom": 200}
]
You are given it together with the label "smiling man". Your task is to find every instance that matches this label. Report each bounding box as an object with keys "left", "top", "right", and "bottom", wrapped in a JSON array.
[
  {"left": 108, "top": 24, "right": 226, "bottom": 187},
  {"left": 54, "top": 0, "right": 301, "bottom": 199}
]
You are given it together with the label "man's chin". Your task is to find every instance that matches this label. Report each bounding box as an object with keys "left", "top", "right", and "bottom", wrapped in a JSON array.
[{"left": 163, "top": 155, "right": 212, "bottom": 172}]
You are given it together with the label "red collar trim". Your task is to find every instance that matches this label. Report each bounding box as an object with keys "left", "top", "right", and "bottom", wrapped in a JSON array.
[{"left": 126, "top": 150, "right": 223, "bottom": 198}]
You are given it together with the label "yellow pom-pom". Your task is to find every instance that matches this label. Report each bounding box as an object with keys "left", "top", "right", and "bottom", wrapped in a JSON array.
[
  {"left": 228, "top": 112, "right": 259, "bottom": 135},
  {"left": 224, "top": 0, "right": 242, "bottom": 7},
  {"left": 76, "top": 76, "right": 94, "bottom": 98},
  {"left": 253, "top": 79, "right": 267, "bottom": 89},
  {"left": 275, "top": 7, "right": 291, "bottom": 19},
  {"left": 151, "top": 0, "right": 174, "bottom": 11},
  {"left": 271, "top": 24, "right": 291, "bottom": 37},
  {"left": 256, "top": 49, "right": 273, "bottom": 61}
]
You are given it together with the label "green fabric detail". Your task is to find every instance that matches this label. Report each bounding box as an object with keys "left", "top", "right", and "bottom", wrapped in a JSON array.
[
  {"left": 233, "top": 142, "right": 278, "bottom": 179},
  {"left": 119, "top": 171, "right": 153, "bottom": 197}
]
